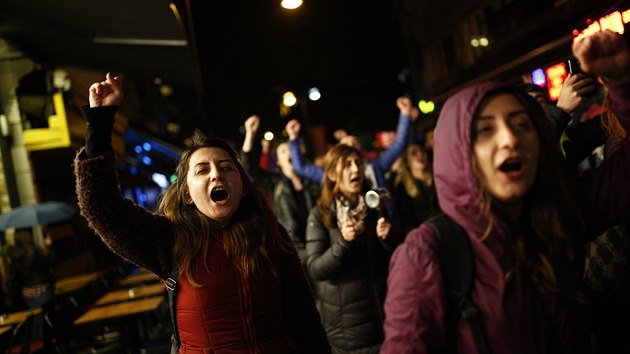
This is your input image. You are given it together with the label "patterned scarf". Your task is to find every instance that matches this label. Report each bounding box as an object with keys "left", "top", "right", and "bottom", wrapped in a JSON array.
[{"left": 335, "top": 194, "right": 367, "bottom": 234}]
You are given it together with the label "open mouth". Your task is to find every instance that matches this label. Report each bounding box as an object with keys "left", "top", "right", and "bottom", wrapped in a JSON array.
[
  {"left": 499, "top": 158, "right": 524, "bottom": 174},
  {"left": 350, "top": 176, "right": 361, "bottom": 184},
  {"left": 210, "top": 187, "right": 229, "bottom": 202}
]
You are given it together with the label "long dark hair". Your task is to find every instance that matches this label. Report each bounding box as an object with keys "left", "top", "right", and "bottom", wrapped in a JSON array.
[
  {"left": 472, "top": 87, "right": 585, "bottom": 301},
  {"left": 158, "top": 130, "right": 292, "bottom": 286},
  {"left": 316, "top": 144, "right": 365, "bottom": 229}
]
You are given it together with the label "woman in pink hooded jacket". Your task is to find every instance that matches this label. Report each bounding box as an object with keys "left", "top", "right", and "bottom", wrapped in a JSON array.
[{"left": 382, "top": 31, "right": 630, "bottom": 354}]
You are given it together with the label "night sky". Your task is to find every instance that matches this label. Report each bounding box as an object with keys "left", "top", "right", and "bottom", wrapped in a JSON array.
[{"left": 191, "top": 1, "right": 406, "bottom": 142}]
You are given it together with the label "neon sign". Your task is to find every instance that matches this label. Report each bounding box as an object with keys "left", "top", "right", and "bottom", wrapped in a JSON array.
[
  {"left": 545, "top": 63, "right": 567, "bottom": 101},
  {"left": 573, "top": 8, "right": 630, "bottom": 42}
]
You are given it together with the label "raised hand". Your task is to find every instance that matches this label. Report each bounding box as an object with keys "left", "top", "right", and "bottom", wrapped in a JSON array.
[
  {"left": 286, "top": 119, "right": 301, "bottom": 140},
  {"left": 89, "top": 73, "right": 124, "bottom": 107},
  {"left": 572, "top": 30, "right": 630, "bottom": 86},
  {"left": 244, "top": 115, "right": 261, "bottom": 134},
  {"left": 396, "top": 96, "right": 412, "bottom": 117},
  {"left": 242, "top": 115, "right": 261, "bottom": 153}
]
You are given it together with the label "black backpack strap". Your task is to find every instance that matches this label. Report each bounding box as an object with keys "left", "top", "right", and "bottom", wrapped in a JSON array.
[
  {"left": 165, "top": 268, "right": 180, "bottom": 354},
  {"left": 425, "top": 213, "right": 491, "bottom": 354}
]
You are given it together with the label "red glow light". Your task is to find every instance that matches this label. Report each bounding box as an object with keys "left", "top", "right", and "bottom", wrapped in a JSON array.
[{"left": 545, "top": 63, "right": 567, "bottom": 101}]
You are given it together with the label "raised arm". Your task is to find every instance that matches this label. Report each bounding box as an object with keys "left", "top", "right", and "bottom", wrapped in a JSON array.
[
  {"left": 573, "top": 30, "right": 630, "bottom": 88},
  {"left": 372, "top": 97, "right": 413, "bottom": 172},
  {"left": 240, "top": 115, "right": 278, "bottom": 193},
  {"left": 83, "top": 73, "right": 124, "bottom": 158},
  {"left": 286, "top": 119, "right": 324, "bottom": 183},
  {"left": 571, "top": 31, "right": 630, "bottom": 236},
  {"left": 75, "top": 74, "right": 174, "bottom": 279},
  {"left": 241, "top": 115, "right": 260, "bottom": 153}
]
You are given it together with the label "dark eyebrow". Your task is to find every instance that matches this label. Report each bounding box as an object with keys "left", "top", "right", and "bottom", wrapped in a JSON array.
[
  {"left": 195, "top": 159, "right": 234, "bottom": 167},
  {"left": 477, "top": 109, "right": 527, "bottom": 120}
]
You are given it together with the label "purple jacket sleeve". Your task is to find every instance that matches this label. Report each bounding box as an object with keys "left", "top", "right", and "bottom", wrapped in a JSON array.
[
  {"left": 572, "top": 82, "right": 630, "bottom": 237},
  {"left": 288, "top": 138, "right": 324, "bottom": 184},
  {"left": 381, "top": 225, "right": 448, "bottom": 353}
]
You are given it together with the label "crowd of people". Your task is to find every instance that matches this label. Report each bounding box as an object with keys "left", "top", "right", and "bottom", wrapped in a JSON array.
[{"left": 73, "top": 30, "right": 630, "bottom": 353}]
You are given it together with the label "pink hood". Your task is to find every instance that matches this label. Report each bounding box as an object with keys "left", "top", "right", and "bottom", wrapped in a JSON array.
[{"left": 433, "top": 82, "right": 504, "bottom": 240}]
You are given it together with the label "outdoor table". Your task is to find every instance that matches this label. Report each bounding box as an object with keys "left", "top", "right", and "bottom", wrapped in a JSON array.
[
  {"left": 0, "top": 325, "right": 11, "bottom": 335},
  {"left": 0, "top": 307, "right": 42, "bottom": 328},
  {"left": 74, "top": 295, "right": 164, "bottom": 326},
  {"left": 118, "top": 272, "right": 159, "bottom": 287},
  {"left": 94, "top": 283, "right": 166, "bottom": 306},
  {"left": 55, "top": 272, "right": 102, "bottom": 295},
  {"left": 74, "top": 295, "right": 166, "bottom": 351}
]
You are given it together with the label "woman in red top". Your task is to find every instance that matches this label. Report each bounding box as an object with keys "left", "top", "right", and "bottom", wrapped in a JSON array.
[{"left": 74, "top": 74, "right": 330, "bottom": 353}]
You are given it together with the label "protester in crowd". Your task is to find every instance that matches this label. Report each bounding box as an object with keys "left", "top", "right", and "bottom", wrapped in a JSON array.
[
  {"left": 382, "top": 30, "right": 630, "bottom": 353},
  {"left": 522, "top": 78, "right": 606, "bottom": 170},
  {"left": 74, "top": 74, "right": 330, "bottom": 353},
  {"left": 388, "top": 143, "right": 439, "bottom": 236},
  {"left": 582, "top": 69, "right": 630, "bottom": 353},
  {"left": 241, "top": 114, "right": 318, "bottom": 261},
  {"left": 285, "top": 96, "right": 415, "bottom": 188},
  {"left": 523, "top": 73, "right": 595, "bottom": 136},
  {"left": 306, "top": 144, "right": 396, "bottom": 353},
  {"left": 7, "top": 228, "right": 55, "bottom": 340}
]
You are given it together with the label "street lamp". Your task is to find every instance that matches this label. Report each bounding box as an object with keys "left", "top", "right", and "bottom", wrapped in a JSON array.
[
  {"left": 281, "top": 0, "right": 303, "bottom": 10},
  {"left": 470, "top": 36, "right": 490, "bottom": 47},
  {"left": 282, "top": 91, "right": 297, "bottom": 107},
  {"left": 308, "top": 87, "right": 321, "bottom": 101}
]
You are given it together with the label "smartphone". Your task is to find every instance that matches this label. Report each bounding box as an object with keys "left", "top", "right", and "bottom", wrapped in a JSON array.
[
  {"left": 567, "top": 58, "right": 582, "bottom": 75},
  {"left": 566, "top": 58, "right": 599, "bottom": 103}
]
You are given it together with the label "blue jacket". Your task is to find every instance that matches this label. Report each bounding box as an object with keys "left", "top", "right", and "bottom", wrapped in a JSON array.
[{"left": 288, "top": 113, "right": 412, "bottom": 188}]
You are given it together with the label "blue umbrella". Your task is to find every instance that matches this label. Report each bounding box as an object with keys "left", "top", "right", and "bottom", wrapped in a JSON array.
[{"left": 0, "top": 201, "right": 76, "bottom": 230}]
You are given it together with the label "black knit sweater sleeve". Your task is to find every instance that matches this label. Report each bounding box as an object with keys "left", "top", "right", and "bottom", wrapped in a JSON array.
[
  {"left": 74, "top": 143, "right": 175, "bottom": 280},
  {"left": 80, "top": 105, "right": 118, "bottom": 157}
]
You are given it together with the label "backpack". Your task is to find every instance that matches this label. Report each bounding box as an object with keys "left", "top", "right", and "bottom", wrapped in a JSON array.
[{"left": 424, "top": 213, "right": 491, "bottom": 354}]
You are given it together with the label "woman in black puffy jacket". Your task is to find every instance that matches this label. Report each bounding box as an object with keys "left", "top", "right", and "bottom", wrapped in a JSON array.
[{"left": 306, "top": 143, "right": 398, "bottom": 353}]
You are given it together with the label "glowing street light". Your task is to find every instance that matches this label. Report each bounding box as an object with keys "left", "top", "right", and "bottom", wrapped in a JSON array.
[
  {"left": 281, "top": 0, "right": 303, "bottom": 10},
  {"left": 308, "top": 87, "right": 321, "bottom": 101},
  {"left": 471, "top": 36, "right": 489, "bottom": 48},
  {"left": 283, "top": 91, "right": 297, "bottom": 107}
]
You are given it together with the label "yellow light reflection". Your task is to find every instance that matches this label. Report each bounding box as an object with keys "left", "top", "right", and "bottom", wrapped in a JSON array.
[
  {"left": 281, "top": 0, "right": 303, "bottom": 9},
  {"left": 283, "top": 91, "right": 297, "bottom": 107}
]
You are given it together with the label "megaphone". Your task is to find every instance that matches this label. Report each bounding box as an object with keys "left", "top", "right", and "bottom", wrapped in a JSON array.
[{"left": 365, "top": 188, "right": 391, "bottom": 212}]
